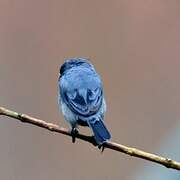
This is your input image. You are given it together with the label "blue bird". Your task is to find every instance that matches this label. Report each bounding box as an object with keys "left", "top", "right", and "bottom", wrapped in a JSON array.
[{"left": 58, "top": 58, "right": 111, "bottom": 145}]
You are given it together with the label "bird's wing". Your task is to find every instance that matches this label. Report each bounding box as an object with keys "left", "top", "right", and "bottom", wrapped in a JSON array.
[{"left": 61, "top": 87, "right": 103, "bottom": 117}]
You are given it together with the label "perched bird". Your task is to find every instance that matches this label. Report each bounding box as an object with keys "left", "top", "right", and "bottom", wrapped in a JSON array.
[{"left": 58, "top": 58, "right": 111, "bottom": 145}]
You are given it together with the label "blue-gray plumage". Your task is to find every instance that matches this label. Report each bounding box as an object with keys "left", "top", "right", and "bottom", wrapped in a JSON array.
[{"left": 58, "top": 58, "right": 111, "bottom": 145}]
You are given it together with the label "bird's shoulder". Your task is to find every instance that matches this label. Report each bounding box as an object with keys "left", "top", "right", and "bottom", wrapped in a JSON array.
[{"left": 60, "top": 66, "right": 102, "bottom": 91}]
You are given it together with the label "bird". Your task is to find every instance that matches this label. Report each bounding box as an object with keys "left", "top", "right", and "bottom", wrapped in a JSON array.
[{"left": 58, "top": 58, "right": 111, "bottom": 146}]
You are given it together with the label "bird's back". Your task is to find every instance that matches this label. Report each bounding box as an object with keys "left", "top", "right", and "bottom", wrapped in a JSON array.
[{"left": 60, "top": 66, "right": 103, "bottom": 117}]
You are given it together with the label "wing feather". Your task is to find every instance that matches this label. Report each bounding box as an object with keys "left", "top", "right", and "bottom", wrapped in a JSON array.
[{"left": 64, "top": 88, "right": 102, "bottom": 116}]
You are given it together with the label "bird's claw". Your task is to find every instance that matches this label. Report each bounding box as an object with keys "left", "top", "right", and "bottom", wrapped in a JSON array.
[
  {"left": 91, "top": 136, "right": 105, "bottom": 153},
  {"left": 98, "top": 144, "right": 105, "bottom": 153},
  {"left": 71, "top": 128, "right": 79, "bottom": 143}
]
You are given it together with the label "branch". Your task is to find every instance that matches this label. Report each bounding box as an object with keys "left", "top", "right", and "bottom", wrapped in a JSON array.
[{"left": 0, "top": 106, "right": 180, "bottom": 171}]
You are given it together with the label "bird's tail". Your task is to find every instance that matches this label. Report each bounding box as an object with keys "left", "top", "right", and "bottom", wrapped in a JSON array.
[{"left": 87, "top": 117, "right": 111, "bottom": 145}]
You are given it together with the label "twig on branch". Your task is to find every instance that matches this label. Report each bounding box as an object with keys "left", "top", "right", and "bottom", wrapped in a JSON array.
[{"left": 0, "top": 106, "right": 180, "bottom": 171}]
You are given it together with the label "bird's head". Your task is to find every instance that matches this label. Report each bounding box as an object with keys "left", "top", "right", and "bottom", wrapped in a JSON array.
[{"left": 59, "top": 58, "right": 93, "bottom": 76}]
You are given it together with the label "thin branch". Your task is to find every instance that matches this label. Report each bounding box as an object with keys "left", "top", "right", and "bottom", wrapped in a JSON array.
[{"left": 0, "top": 106, "right": 180, "bottom": 171}]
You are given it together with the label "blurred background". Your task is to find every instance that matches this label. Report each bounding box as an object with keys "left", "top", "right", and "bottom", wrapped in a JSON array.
[{"left": 0, "top": 0, "right": 180, "bottom": 179}]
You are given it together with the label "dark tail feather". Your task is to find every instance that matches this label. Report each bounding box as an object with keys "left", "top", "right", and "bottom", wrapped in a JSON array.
[{"left": 87, "top": 118, "right": 111, "bottom": 145}]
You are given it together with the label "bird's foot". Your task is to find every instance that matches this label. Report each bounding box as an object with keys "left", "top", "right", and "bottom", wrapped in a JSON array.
[
  {"left": 91, "top": 136, "right": 105, "bottom": 153},
  {"left": 98, "top": 143, "right": 105, "bottom": 153},
  {"left": 71, "top": 128, "right": 79, "bottom": 143}
]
